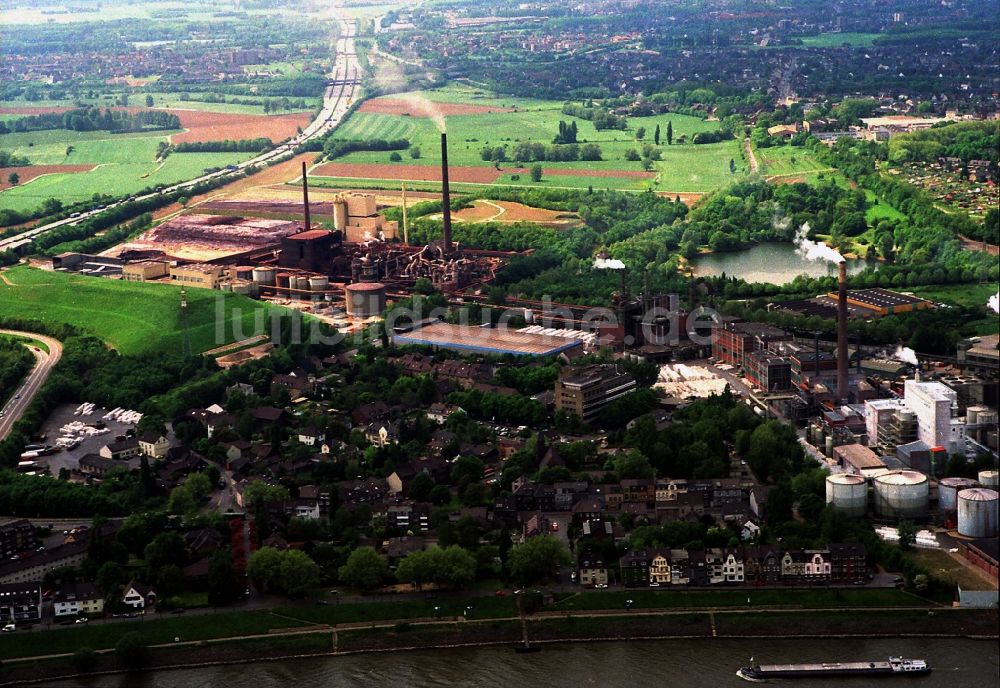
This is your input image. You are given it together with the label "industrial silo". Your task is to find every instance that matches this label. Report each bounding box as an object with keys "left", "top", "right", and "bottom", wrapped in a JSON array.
[
  {"left": 873, "top": 470, "right": 929, "bottom": 520},
  {"left": 344, "top": 282, "right": 387, "bottom": 318},
  {"left": 978, "top": 470, "right": 999, "bottom": 489},
  {"left": 252, "top": 267, "right": 276, "bottom": 286},
  {"left": 957, "top": 488, "right": 999, "bottom": 538},
  {"left": 309, "top": 276, "right": 329, "bottom": 293},
  {"left": 825, "top": 473, "right": 867, "bottom": 517},
  {"left": 938, "top": 477, "right": 978, "bottom": 513}
]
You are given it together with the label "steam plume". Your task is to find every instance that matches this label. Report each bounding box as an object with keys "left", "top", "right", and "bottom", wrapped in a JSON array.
[
  {"left": 794, "top": 223, "right": 845, "bottom": 264},
  {"left": 399, "top": 93, "right": 447, "bottom": 132},
  {"left": 988, "top": 291, "right": 999, "bottom": 314},
  {"left": 894, "top": 346, "right": 918, "bottom": 366},
  {"left": 594, "top": 257, "right": 626, "bottom": 270}
]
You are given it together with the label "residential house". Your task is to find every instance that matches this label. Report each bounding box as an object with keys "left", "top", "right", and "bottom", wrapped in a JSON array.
[
  {"left": 722, "top": 548, "right": 746, "bottom": 584},
  {"left": 79, "top": 454, "right": 119, "bottom": 478},
  {"left": 620, "top": 549, "right": 652, "bottom": 586},
  {"left": 650, "top": 550, "right": 671, "bottom": 585},
  {"left": 122, "top": 580, "right": 156, "bottom": 610},
  {"left": 0, "top": 520, "right": 36, "bottom": 559},
  {"left": 578, "top": 554, "right": 609, "bottom": 587},
  {"left": 53, "top": 582, "right": 104, "bottom": 618},
  {"left": 99, "top": 437, "right": 139, "bottom": 461},
  {"left": 365, "top": 420, "right": 400, "bottom": 447},
  {"left": 138, "top": 432, "right": 170, "bottom": 459},
  {"left": 296, "top": 427, "right": 325, "bottom": 446},
  {"left": 0, "top": 583, "right": 41, "bottom": 624}
]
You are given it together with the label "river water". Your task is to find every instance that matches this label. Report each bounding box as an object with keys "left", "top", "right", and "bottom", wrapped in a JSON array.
[
  {"left": 692, "top": 244, "right": 873, "bottom": 285},
  {"left": 57, "top": 638, "right": 999, "bottom": 688}
]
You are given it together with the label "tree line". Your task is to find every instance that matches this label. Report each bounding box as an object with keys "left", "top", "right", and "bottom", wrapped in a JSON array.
[
  {"left": 481, "top": 141, "right": 602, "bottom": 163},
  {"left": 172, "top": 138, "right": 274, "bottom": 153},
  {"left": 0, "top": 107, "right": 180, "bottom": 134},
  {"left": 560, "top": 102, "right": 627, "bottom": 130}
]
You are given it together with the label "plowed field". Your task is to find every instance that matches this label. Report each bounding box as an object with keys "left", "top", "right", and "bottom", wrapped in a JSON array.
[{"left": 0, "top": 164, "right": 96, "bottom": 189}]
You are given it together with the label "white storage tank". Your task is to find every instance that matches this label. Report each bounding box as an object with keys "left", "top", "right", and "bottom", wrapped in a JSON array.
[
  {"left": 957, "top": 488, "right": 999, "bottom": 538},
  {"left": 825, "top": 473, "right": 867, "bottom": 517},
  {"left": 978, "top": 470, "right": 999, "bottom": 489},
  {"left": 938, "top": 477, "right": 978, "bottom": 512},
  {"left": 873, "top": 470, "right": 929, "bottom": 520},
  {"left": 965, "top": 405, "right": 987, "bottom": 425},
  {"left": 309, "top": 276, "right": 330, "bottom": 292},
  {"left": 252, "top": 267, "right": 276, "bottom": 286}
]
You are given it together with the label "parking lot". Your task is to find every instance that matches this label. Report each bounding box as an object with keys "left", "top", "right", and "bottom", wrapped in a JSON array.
[{"left": 29, "top": 403, "right": 142, "bottom": 476}]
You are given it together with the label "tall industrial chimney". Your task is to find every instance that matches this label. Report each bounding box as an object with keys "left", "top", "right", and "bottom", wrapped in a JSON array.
[
  {"left": 401, "top": 182, "right": 409, "bottom": 245},
  {"left": 440, "top": 132, "right": 452, "bottom": 252},
  {"left": 301, "top": 161, "right": 311, "bottom": 231},
  {"left": 837, "top": 261, "right": 849, "bottom": 403},
  {"left": 813, "top": 331, "right": 821, "bottom": 377}
]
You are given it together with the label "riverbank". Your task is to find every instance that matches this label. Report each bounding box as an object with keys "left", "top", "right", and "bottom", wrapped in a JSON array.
[{"left": 1, "top": 607, "right": 995, "bottom": 686}]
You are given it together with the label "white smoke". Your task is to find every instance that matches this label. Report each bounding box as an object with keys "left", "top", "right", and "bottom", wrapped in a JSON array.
[
  {"left": 593, "top": 257, "right": 626, "bottom": 270},
  {"left": 894, "top": 346, "right": 919, "bottom": 366},
  {"left": 794, "top": 223, "right": 845, "bottom": 264},
  {"left": 988, "top": 291, "right": 1000, "bottom": 314},
  {"left": 398, "top": 92, "right": 447, "bottom": 133}
]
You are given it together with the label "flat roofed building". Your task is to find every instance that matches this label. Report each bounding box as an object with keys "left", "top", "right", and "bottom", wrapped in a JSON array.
[
  {"left": 394, "top": 322, "right": 583, "bottom": 358},
  {"left": 834, "top": 443, "right": 887, "bottom": 476},
  {"left": 745, "top": 351, "right": 792, "bottom": 393},
  {"left": 122, "top": 260, "right": 169, "bottom": 282},
  {"left": 169, "top": 263, "right": 224, "bottom": 289},
  {"left": 824, "top": 288, "right": 933, "bottom": 317},
  {"left": 711, "top": 321, "right": 791, "bottom": 369},
  {"left": 555, "top": 364, "right": 637, "bottom": 422},
  {"left": 0, "top": 583, "right": 41, "bottom": 624}
]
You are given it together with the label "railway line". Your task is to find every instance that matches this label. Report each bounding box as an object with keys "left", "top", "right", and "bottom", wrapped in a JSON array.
[{"left": 0, "top": 18, "right": 361, "bottom": 254}]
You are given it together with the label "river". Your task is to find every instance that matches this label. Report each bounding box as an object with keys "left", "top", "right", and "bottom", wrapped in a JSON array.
[
  {"left": 692, "top": 243, "right": 873, "bottom": 285},
  {"left": 55, "top": 638, "right": 999, "bottom": 688}
]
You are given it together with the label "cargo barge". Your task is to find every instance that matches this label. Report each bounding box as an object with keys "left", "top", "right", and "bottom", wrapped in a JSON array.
[{"left": 738, "top": 656, "right": 930, "bottom": 681}]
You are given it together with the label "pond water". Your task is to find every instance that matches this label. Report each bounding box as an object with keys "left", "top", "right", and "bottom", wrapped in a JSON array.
[{"left": 692, "top": 243, "right": 873, "bottom": 285}]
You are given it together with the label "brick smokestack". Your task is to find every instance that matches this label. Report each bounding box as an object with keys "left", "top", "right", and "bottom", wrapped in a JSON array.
[
  {"left": 301, "top": 161, "right": 311, "bottom": 231},
  {"left": 837, "top": 261, "right": 849, "bottom": 403},
  {"left": 440, "top": 132, "right": 452, "bottom": 252}
]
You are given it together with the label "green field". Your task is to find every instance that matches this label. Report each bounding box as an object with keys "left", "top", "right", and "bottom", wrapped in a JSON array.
[
  {"left": 0, "top": 128, "right": 252, "bottom": 213},
  {"left": 0, "top": 265, "right": 290, "bottom": 355},
  {"left": 756, "top": 145, "right": 830, "bottom": 177},
  {"left": 864, "top": 189, "right": 905, "bottom": 223},
  {"left": 324, "top": 86, "right": 744, "bottom": 192},
  {"left": 801, "top": 32, "right": 881, "bottom": 47},
  {"left": 909, "top": 282, "right": 999, "bottom": 308}
]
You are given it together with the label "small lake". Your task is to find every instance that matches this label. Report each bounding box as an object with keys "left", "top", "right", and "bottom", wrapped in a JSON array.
[{"left": 692, "top": 243, "right": 873, "bottom": 285}]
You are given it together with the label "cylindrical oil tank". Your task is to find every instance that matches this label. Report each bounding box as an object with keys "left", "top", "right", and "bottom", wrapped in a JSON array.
[
  {"left": 957, "top": 488, "right": 999, "bottom": 538},
  {"left": 873, "top": 470, "right": 929, "bottom": 520},
  {"left": 938, "top": 477, "right": 978, "bottom": 512},
  {"left": 252, "top": 267, "right": 276, "bottom": 286},
  {"left": 976, "top": 409, "right": 998, "bottom": 427},
  {"left": 824, "top": 436, "right": 833, "bottom": 458},
  {"left": 344, "top": 282, "right": 387, "bottom": 318},
  {"left": 232, "top": 281, "right": 252, "bottom": 296},
  {"left": 825, "top": 473, "right": 867, "bottom": 517},
  {"left": 309, "top": 276, "right": 329, "bottom": 292},
  {"left": 978, "top": 470, "right": 999, "bottom": 489},
  {"left": 276, "top": 273, "right": 291, "bottom": 289},
  {"left": 965, "top": 405, "right": 987, "bottom": 425}
]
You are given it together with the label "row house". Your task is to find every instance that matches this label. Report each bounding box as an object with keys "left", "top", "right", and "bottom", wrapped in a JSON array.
[{"left": 619, "top": 544, "right": 866, "bottom": 587}]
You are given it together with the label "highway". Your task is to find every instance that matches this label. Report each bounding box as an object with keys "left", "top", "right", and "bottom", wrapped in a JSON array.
[
  {"left": 0, "top": 329, "right": 63, "bottom": 441},
  {"left": 0, "top": 17, "right": 361, "bottom": 254}
]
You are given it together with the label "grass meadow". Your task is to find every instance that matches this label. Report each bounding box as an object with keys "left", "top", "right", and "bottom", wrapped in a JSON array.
[{"left": 0, "top": 265, "right": 288, "bottom": 355}]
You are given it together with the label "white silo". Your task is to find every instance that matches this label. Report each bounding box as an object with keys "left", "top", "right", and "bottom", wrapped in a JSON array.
[
  {"left": 978, "top": 470, "right": 999, "bottom": 489},
  {"left": 873, "top": 470, "right": 929, "bottom": 520},
  {"left": 825, "top": 473, "right": 867, "bottom": 517},
  {"left": 938, "top": 477, "right": 978, "bottom": 513},
  {"left": 957, "top": 488, "right": 999, "bottom": 538}
]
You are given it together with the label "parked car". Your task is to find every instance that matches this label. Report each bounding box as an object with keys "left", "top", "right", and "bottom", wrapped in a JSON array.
[
  {"left": 75, "top": 617, "right": 88, "bottom": 624},
  {"left": 2, "top": 624, "right": 16, "bottom": 633}
]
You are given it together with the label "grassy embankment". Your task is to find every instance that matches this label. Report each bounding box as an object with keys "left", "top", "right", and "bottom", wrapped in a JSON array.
[
  {"left": 0, "top": 265, "right": 287, "bottom": 355},
  {"left": 0, "top": 587, "right": 942, "bottom": 662}
]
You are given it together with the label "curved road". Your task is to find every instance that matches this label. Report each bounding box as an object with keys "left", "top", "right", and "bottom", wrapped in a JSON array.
[{"left": 0, "top": 329, "right": 63, "bottom": 441}]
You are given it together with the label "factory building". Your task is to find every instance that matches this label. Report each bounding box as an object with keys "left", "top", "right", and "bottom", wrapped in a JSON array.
[
  {"left": 834, "top": 443, "right": 887, "bottom": 478},
  {"left": 903, "top": 378, "right": 965, "bottom": 453},
  {"left": 824, "top": 288, "right": 933, "bottom": 317},
  {"left": 332, "top": 193, "right": 399, "bottom": 243},
  {"left": 169, "top": 264, "right": 225, "bottom": 289},
  {"left": 122, "top": 260, "right": 169, "bottom": 282},
  {"left": 554, "top": 364, "right": 637, "bottom": 423},
  {"left": 957, "top": 334, "right": 1000, "bottom": 377},
  {"left": 711, "top": 321, "right": 792, "bottom": 369},
  {"left": 394, "top": 321, "right": 584, "bottom": 358},
  {"left": 278, "top": 229, "right": 340, "bottom": 273},
  {"left": 745, "top": 351, "right": 792, "bottom": 392}
]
